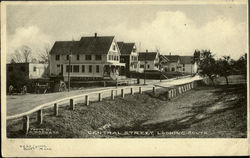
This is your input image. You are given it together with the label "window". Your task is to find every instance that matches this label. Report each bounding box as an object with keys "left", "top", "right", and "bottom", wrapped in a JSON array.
[
  {"left": 73, "top": 65, "right": 79, "bottom": 72},
  {"left": 57, "top": 64, "right": 60, "bottom": 68},
  {"left": 95, "top": 55, "right": 102, "bottom": 60},
  {"left": 77, "top": 54, "right": 80, "bottom": 60},
  {"left": 183, "top": 68, "right": 185, "bottom": 71},
  {"left": 89, "top": 65, "right": 92, "bottom": 73},
  {"left": 114, "top": 56, "right": 116, "bottom": 61},
  {"left": 132, "top": 48, "right": 136, "bottom": 52},
  {"left": 120, "top": 58, "right": 124, "bottom": 62},
  {"left": 66, "top": 65, "right": 72, "bottom": 72},
  {"left": 96, "top": 65, "right": 100, "bottom": 73},
  {"left": 111, "top": 55, "right": 113, "bottom": 60},
  {"left": 171, "top": 67, "right": 175, "bottom": 71},
  {"left": 33, "top": 66, "right": 37, "bottom": 72},
  {"left": 147, "top": 65, "right": 150, "bottom": 69},
  {"left": 8, "top": 66, "right": 13, "bottom": 72},
  {"left": 20, "top": 66, "right": 25, "bottom": 72},
  {"left": 66, "top": 55, "right": 69, "bottom": 60},
  {"left": 140, "top": 64, "right": 144, "bottom": 68},
  {"left": 86, "top": 55, "right": 92, "bottom": 60},
  {"left": 56, "top": 55, "right": 60, "bottom": 61},
  {"left": 109, "top": 55, "right": 112, "bottom": 60},
  {"left": 113, "top": 45, "right": 116, "bottom": 51},
  {"left": 82, "top": 65, "right": 85, "bottom": 73}
]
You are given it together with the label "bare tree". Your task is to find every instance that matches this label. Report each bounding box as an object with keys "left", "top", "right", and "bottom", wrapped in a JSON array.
[
  {"left": 21, "top": 45, "right": 32, "bottom": 62},
  {"left": 10, "top": 45, "right": 33, "bottom": 63},
  {"left": 39, "top": 44, "right": 51, "bottom": 64}
]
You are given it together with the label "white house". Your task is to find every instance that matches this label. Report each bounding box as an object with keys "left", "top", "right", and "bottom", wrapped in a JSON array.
[
  {"left": 49, "top": 33, "right": 126, "bottom": 81},
  {"left": 138, "top": 51, "right": 160, "bottom": 71},
  {"left": 179, "top": 56, "right": 198, "bottom": 74}
]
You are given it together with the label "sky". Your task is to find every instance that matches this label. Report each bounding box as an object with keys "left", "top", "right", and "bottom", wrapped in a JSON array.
[{"left": 6, "top": 2, "right": 248, "bottom": 61}]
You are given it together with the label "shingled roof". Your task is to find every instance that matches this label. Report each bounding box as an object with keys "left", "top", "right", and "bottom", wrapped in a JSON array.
[
  {"left": 50, "top": 36, "right": 115, "bottom": 55},
  {"left": 117, "top": 42, "right": 135, "bottom": 55},
  {"left": 180, "top": 56, "right": 193, "bottom": 64},
  {"left": 49, "top": 41, "right": 78, "bottom": 55},
  {"left": 164, "top": 55, "right": 180, "bottom": 62},
  {"left": 138, "top": 52, "right": 158, "bottom": 61}
]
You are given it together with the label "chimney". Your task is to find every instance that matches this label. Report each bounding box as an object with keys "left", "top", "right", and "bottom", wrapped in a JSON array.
[
  {"left": 169, "top": 52, "right": 171, "bottom": 56},
  {"left": 146, "top": 49, "right": 148, "bottom": 53},
  {"left": 94, "top": 33, "right": 97, "bottom": 38}
]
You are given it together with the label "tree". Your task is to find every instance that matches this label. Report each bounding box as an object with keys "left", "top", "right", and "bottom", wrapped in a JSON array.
[
  {"left": 193, "top": 49, "right": 201, "bottom": 64},
  {"left": 39, "top": 44, "right": 50, "bottom": 64},
  {"left": 199, "top": 50, "right": 217, "bottom": 85},
  {"left": 216, "top": 56, "right": 232, "bottom": 85},
  {"left": 10, "top": 45, "right": 33, "bottom": 63}
]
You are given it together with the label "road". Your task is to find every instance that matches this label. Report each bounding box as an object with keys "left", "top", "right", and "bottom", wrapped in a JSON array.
[{"left": 7, "top": 75, "right": 202, "bottom": 116}]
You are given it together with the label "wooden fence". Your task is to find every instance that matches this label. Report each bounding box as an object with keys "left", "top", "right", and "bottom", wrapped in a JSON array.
[{"left": 7, "top": 78, "right": 198, "bottom": 135}]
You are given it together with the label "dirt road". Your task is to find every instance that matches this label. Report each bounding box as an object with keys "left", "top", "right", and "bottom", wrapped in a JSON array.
[{"left": 6, "top": 75, "right": 202, "bottom": 116}]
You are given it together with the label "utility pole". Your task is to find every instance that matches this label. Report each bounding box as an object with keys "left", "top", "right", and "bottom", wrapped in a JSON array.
[
  {"left": 144, "top": 49, "right": 148, "bottom": 85},
  {"left": 68, "top": 54, "right": 71, "bottom": 92}
]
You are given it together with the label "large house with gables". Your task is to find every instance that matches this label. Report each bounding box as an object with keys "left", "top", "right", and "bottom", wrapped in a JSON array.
[
  {"left": 117, "top": 42, "right": 139, "bottom": 76},
  {"left": 49, "top": 33, "right": 126, "bottom": 81}
]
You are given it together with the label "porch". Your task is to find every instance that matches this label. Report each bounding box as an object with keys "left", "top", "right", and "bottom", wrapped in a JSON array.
[{"left": 103, "top": 63, "right": 126, "bottom": 80}]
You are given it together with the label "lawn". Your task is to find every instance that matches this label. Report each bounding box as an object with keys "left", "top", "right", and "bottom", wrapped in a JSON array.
[{"left": 7, "top": 84, "right": 247, "bottom": 138}]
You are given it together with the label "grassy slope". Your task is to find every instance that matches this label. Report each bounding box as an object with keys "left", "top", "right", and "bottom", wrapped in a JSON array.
[{"left": 7, "top": 84, "right": 247, "bottom": 138}]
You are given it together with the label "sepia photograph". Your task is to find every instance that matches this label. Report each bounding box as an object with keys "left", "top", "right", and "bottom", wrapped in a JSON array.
[{"left": 1, "top": 0, "right": 249, "bottom": 156}]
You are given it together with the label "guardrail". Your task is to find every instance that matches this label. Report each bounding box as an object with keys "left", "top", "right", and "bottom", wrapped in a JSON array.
[{"left": 7, "top": 76, "right": 198, "bottom": 135}]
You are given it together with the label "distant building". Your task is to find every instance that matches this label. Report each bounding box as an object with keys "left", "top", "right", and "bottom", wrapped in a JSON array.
[
  {"left": 117, "top": 42, "right": 139, "bottom": 76},
  {"left": 7, "top": 62, "right": 49, "bottom": 80},
  {"left": 138, "top": 51, "right": 160, "bottom": 71},
  {"left": 49, "top": 33, "right": 126, "bottom": 81},
  {"left": 163, "top": 55, "right": 182, "bottom": 72},
  {"left": 179, "top": 56, "right": 198, "bottom": 74}
]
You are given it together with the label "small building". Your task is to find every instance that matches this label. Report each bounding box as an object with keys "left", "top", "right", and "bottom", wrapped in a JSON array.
[
  {"left": 7, "top": 62, "right": 49, "bottom": 79},
  {"left": 138, "top": 51, "right": 160, "bottom": 71},
  {"left": 163, "top": 55, "right": 182, "bottom": 72},
  {"left": 49, "top": 33, "right": 126, "bottom": 81},
  {"left": 179, "top": 56, "right": 198, "bottom": 74},
  {"left": 117, "top": 42, "right": 139, "bottom": 76}
]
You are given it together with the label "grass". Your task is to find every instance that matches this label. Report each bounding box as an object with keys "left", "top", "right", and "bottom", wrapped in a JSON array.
[{"left": 7, "top": 84, "right": 247, "bottom": 138}]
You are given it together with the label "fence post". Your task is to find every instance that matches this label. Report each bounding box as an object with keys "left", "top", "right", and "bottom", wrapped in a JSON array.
[
  {"left": 85, "top": 95, "right": 89, "bottom": 106},
  {"left": 139, "top": 87, "right": 142, "bottom": 94},
  {"left": 70, "top": 99, "right": 74, "bottom": 110},
  {"left": 37, "top": 109, "right": 43, "bottom": 124},
  {"left": 98, "top": 93, "right": 102, "bottom": 102},
  {"left": 130, "top": 87, "right": 134, "bottom": 95},
  {"left": 54, "top": 103, "right": 58, "bottom": 116},
  {"left": 168, "top": 90, "right": 172, "bottom": 99},
  {"left": 153, "top": 86, "right": 156, "bottom": 93},
  {"left": 23, "top": 115, "right": 29, "bottom": 135},
  {"left": 179, "top": 87, "right": 182, "bottom": 94},
  {"left": 111, "top": 90, "right": 115, "bottom": 100},
  {"left": 121, "top": 89, "right": 125, "bottom": 98}
]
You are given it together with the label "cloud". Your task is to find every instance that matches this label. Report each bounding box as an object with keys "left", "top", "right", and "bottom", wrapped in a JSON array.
[
  {"left": 7, "top": 25, "right": 53, "bottom": 62},
  {"left": 103, "top": 11, "right": 247, "bottom": 59}
]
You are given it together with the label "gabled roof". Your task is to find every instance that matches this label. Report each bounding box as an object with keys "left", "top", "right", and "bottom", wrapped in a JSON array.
[
  {"left": 180, "top": 56, "right": 193, "bottom": 64},
  {"left": 50, "top": 41, "right": 78, "bottom": 55},
  {"left": 117, "top": 42, "right": 135, "bottom": 55},
  {"left": 138, "top": 52, "right": 158, "bottom": 61},
  {"left": 164, "top": 55, "right": 180, "bottom": 62},
  {"left": 159, "top": 55, "right": 170, "bottom": 63},
  {"left": 50, "top": 36, "right": 115, "bottom": 55}
]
